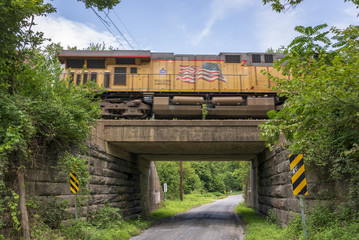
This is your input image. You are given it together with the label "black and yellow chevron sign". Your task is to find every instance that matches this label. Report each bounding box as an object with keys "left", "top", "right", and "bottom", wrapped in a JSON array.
[
  {"left": 289, "top": 154, "right": 308, "bottom": 195},
  {"left": 70, "top": 172, "right": 79, "bottom": 194}
]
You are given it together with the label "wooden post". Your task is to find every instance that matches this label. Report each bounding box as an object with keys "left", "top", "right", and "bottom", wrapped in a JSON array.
[
  {"left": 18, "top": 168, "right": 30, "bottom": 239},
  {"left": 180, "top": 161, "right": 183, "bottom": 201}
]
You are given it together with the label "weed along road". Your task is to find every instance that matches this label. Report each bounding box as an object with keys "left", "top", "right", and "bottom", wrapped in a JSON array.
[{"left": 131, "top": 195, "right": 245, "bottom": 240}]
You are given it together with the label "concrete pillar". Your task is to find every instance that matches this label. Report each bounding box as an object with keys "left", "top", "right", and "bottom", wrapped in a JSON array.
[
  {"left": 247, "top": 160, "right": 254, "bottom": 208},
  {"left": 252, "top": 157, "right": 259, "bottom": 212},
  {"left": 138, "top": 158, "right": 164, "bottom": 216},
  {"left": 246, "top": 157, "right": 259, "bottom": 210}
]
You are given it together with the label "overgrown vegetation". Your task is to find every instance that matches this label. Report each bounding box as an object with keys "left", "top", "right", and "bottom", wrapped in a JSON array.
[
  {"left": 0, "top": 0, "right": 120, "bottom": 238},
  {"left": 259, "top": 0, "right": 359, "bottom": 238},
  {"left": 260, "top": 0, "right": 359, "bottom": 216},
  {"left": 260, "top": 24, "right": 359, "bottom": 212},
  {"left": 156, "top": 161, "right": 249, "bottom": 199},
  {"left": 236, "top": 202, "right": 359, "bottom": 240}
]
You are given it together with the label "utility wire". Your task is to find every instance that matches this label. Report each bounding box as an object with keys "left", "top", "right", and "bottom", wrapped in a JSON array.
[
  {"left": 91, "top": 7, "right": 126, "bottom": 50},
  {"left": 112, "top": 10, "right": 142, "bottom": 49},
  {"left": 106, "top": 14, "right": 134, "bottom": 50}
]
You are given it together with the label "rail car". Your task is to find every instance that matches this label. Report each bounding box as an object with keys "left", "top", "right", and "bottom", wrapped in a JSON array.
[{"left": 58, "top": 50, "right": 286, "bottom": 119}]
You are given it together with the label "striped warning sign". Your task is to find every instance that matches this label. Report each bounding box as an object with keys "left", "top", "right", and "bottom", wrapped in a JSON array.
[
  {"left": 289, "top": 154, "right": 308, "bottom": 195},
  {"left": 70, "top": 172, "right": 79, "bottom": 194}
]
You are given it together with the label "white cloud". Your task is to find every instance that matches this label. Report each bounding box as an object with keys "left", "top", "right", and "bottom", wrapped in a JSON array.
[
  {"left": 332, "top": 6, "right": 358, "bottom": 30},
  {"left": 33, "top": 15, "right": 126, "bottom": 49},
  {"left": 190, "top": 0, "right": 253, "bottom": 45},
  {"left": 253, "top": 9, "right": 301, "bottom": 51}
]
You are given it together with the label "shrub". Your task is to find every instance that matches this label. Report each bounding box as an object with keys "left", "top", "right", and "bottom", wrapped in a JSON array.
[
  {"left": 87, "top": 204, "right": 122, "bottom": 228},
  {"left": 28, "top": 197, "right": 68, "bottom": 229}
]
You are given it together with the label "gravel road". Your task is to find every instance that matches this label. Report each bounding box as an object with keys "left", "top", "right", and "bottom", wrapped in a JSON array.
[{"left": 130, "top": 194, "right": 245, "bottom": 240}]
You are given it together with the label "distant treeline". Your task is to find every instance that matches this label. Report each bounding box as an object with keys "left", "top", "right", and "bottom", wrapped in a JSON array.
[{"left": 156, "top": 161, "right": 250, "bottom": 199}]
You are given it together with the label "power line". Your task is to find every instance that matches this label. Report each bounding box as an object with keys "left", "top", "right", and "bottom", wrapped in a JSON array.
[
  {"left": 112, "top": 10, "right": 142, "bottom": 49},
  {"left": 90, "top": 7, "right": 126, "bottom": 50},
  {"left": 105, "top": 14, "right": 134, "bottom": 50}
]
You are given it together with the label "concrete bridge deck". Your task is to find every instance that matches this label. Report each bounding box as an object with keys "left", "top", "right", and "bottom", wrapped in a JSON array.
[{"left": 92, "top": 120, "right": 266, "bottom": 162}]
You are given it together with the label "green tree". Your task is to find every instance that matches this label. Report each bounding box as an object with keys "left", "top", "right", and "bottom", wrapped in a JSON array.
[
  {"left": 85, "top": 42, "right": 119, "bottom": 50},
  {"left": 260, "top": 25, "right": 359, "bottom": 211},
  {"left": 0, "top": 0, "right": 120, "bottom": 238},
  {"left": 266, "top": 45, "right": 286, "bottom": 53},
  {"left": 262, "top": 0, "right": 359, "bottom": 12},
  {"left": 287, "top": 24, "right": 331, "bottom": 54},
  {"left": 183, "top": 162, "right": 204, "bottom": 194}
]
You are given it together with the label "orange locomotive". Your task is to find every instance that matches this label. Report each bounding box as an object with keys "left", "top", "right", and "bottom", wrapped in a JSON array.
[{"left": 58, "top": 50, "right": 285, "bottom": 119}]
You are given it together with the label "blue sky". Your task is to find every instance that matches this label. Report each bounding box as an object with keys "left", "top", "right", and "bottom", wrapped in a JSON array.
[{"left": 35, "top": 0, "right": 358, "bottom": 54}]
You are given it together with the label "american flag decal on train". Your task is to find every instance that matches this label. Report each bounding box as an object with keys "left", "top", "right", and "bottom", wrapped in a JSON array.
[{"left": 176, "top": 62, "right": 228, "bottom": 84}]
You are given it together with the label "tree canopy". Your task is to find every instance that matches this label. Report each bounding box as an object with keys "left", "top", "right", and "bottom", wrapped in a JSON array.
[
  {"left": 260, "top": 24, "right": 359, "bottom": 209},
  {"left": 262, "top": 0, "right": 359, "bottom": 12},
  {"left": 156, "top": 161, "right": 249, "bottom": 199}
]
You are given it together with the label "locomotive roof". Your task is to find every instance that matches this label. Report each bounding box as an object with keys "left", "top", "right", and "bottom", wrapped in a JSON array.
[{"left": 58, "top": 50, "right": 285, "bottom": 64}]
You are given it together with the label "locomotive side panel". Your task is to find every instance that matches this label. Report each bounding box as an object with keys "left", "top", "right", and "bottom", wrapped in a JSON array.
[
  {"left": 151, "top": 58, "right": 175, "bottom": 92},
  {"left": 221, "top": 62, "right": 254, "bottom": 92}
]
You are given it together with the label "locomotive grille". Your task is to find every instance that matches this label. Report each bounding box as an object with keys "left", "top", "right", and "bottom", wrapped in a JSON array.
[
  {"left": 88, "top": 59, "right": 105, "bottom": 68},
  {"left": 252, "top": 54, "right": 261, "bottom": 63},
  {"left": 116, "top": 58, "right": 136, "bottom": 65},
  {"left": 104, "top": 73, "right": 110, "bottom": 88},
  {"left": 83, "top": 73, "right": 88, "bottom": 84},
  {"left": 265, "top": 54, "right": 274, "bottom": 63},
  {"left": 76, "top": 74, "right": 82, "bottom": 85},
  {"left": 130, "top": 67, "right": 138, "bottom": 74},
  {"left": 225, "top": 55, "right": 241, "bottom": 63},
  {"left": 66, "top": 59, "right": 85, "bottom": 68},
  {"left": 91, "top": 72, "right": 97, "bottom": 83}
]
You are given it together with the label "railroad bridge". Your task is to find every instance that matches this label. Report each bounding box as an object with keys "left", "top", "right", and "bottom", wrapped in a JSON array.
[
  {"left": 27, "top": 120, "right": 313, "bottom": 224},
  {"left": 87, "top": 120, "right": 301, "bottom": 223}
]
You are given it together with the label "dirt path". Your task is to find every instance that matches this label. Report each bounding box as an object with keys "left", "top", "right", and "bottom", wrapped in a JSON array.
[{"left": 131, "top": 194, "right": 245, "bottom": 240}]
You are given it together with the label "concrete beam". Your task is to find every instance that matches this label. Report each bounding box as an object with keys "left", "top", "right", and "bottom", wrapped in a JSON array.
[
  {"left": 101, "top": 120, "right": 265, "bottom": 142},
  {"left": 92, "top": 120, "right": 266, "bottom": 162}
]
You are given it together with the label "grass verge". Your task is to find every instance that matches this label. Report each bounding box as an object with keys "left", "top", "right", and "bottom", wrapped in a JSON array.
[
  {"left": 150, "top": 192, "right": 225, "bottom": 219},
  {"left": 235, "top": 202, "right": 286, "bottom": 240},
  {"left": 236, "top": 202, "right": 359, "bottom": 240}
]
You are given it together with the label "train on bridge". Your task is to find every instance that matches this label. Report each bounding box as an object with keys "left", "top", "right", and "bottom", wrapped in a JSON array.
[{"left": 58, "top": 50, "right": 285, "bottom": 119}]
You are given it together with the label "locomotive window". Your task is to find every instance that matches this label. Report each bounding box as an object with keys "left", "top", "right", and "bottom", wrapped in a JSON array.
[
  {"left": 104, "top": 73, "right": 110, "bottom": 88},
  {"left": 87, "top": 59, "right": 105, "bottom": 68},
  {"left": 116, "top": 58, "right": 136, "bottom": 65},
  {"left": 76, "top": 74, "right": 82, "bottom": 85},
  {"left": 114, "top": 67, "right": 127, "bottom": 85},
  {"left": 67, "top": 59, "right": 85, "bottom": 68},
  {"left": 130, "top": 67, "right": 138, "bottom": 74},
  {"left": 90, "top": 72, "right": 97, "bottom": 83},
  {"left": 225, "top": 55, "right": 241, "bottom": 63},
  {"left": 83, "top": 73, "right": 88, "bottom": 84},
  {"left": 264, "top": 54, "right": 274, "bottom": 63},
  {"left": 252, "top": 54, "right": 261, "bottom": 63}
]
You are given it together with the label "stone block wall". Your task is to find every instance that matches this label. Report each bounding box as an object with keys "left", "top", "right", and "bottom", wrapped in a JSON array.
[
  {"left": 24, "top": 143, "right": 151, "bottom": 219},
  {"left": 255, "top": 147, "right": 297, "bottom": 224},
  {"left": 86, "top": 144, "right": 142, "bottom": 217},
  {"left": 248, "top": 146, "right": 342, "bottom": 225}
]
